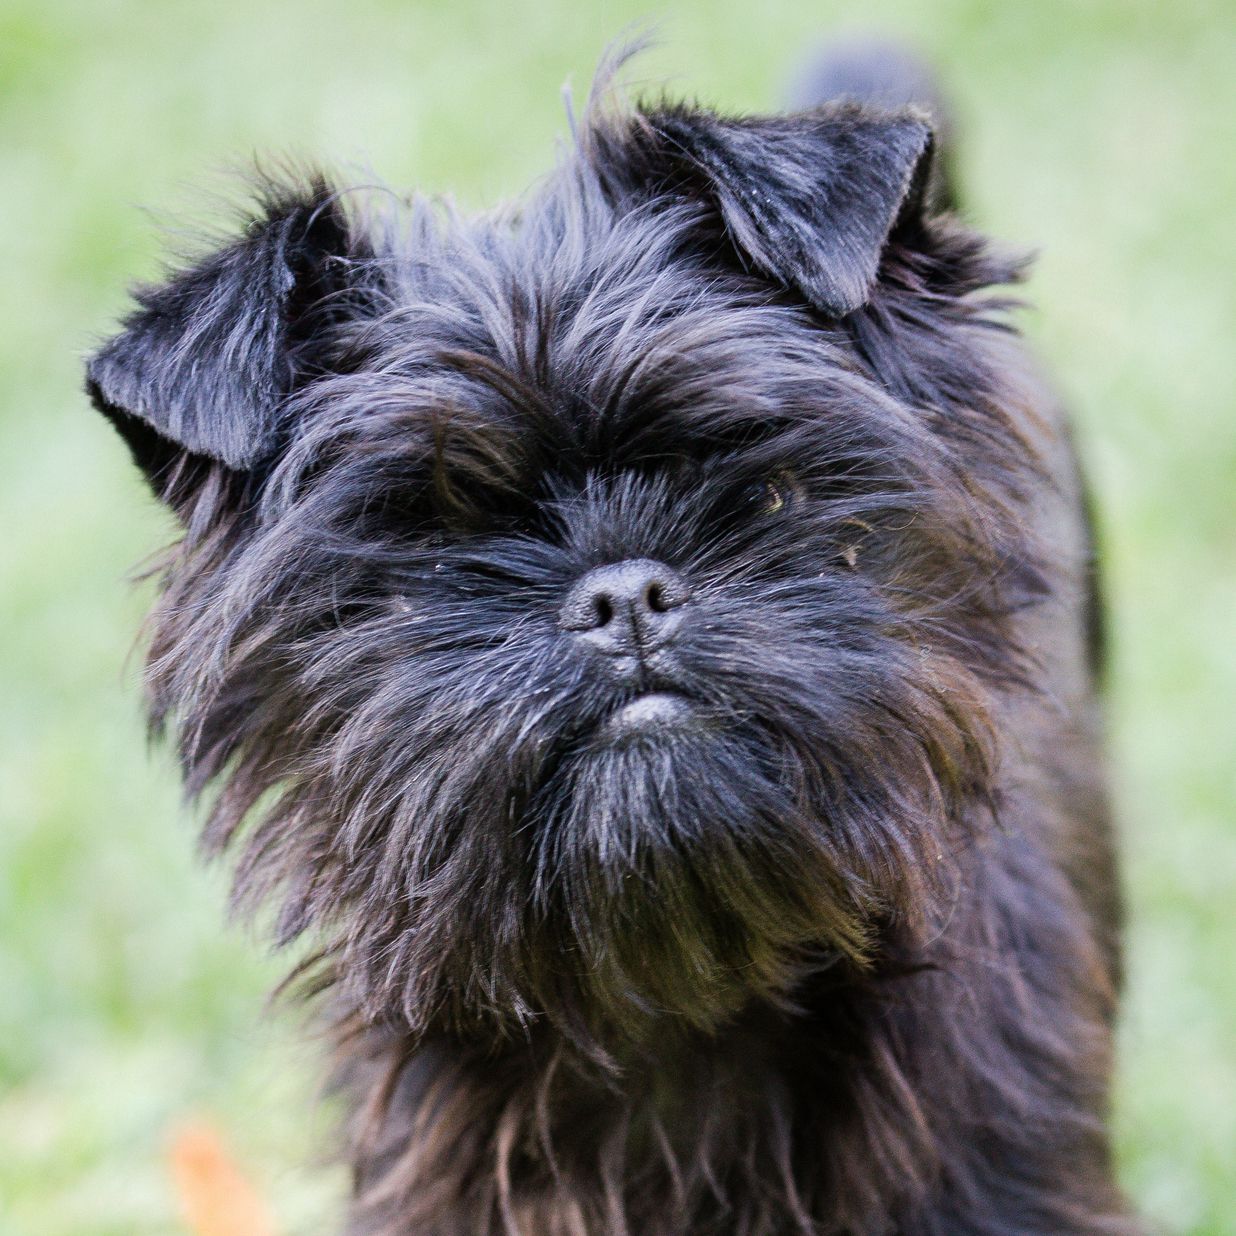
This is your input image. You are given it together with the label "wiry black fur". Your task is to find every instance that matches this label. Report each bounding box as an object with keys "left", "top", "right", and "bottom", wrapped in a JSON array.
[{"left": 87, "top": 46, "right": 1137, "bottom": 1236}]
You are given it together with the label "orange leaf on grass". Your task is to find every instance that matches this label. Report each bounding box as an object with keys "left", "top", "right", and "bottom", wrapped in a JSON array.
[{"left": 169, "top": 1121, "right": 278, "bottom": 1236}]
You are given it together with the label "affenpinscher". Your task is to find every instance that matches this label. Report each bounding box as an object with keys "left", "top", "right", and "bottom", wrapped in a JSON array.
[{"left": 86, "top": 42, "right": 1138, "bottom": 1236}]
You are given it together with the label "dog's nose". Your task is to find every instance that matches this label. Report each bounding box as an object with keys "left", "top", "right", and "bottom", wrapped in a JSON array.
[{"left": 560, "top": 559, "right": 691, "bottom": 656}]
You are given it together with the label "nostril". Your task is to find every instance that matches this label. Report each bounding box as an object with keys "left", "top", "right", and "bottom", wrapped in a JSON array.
[
  {"left": 645, "top": 581, "right": 667, "bottom": 613},
  {"left": 593, "top": 594, "right": 614, "bottom": 627}
]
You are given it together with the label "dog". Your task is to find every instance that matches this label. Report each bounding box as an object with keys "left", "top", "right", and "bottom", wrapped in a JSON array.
[{"left": 86, "top": 41, "right": 1137, "bottom": 1236}]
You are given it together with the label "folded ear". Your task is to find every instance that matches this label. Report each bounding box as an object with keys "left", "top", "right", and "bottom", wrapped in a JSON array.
[
  {"left": 86, "top": 176, "right": 369, "bottom": 489},
  {"left": 632, "top": 104, "right": 934, "bottom": 317}
]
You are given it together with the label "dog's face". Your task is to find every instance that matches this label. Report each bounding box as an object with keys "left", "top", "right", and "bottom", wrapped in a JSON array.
[{"left": 88, "top": 97, "right": 1033, "bottom": 1052}]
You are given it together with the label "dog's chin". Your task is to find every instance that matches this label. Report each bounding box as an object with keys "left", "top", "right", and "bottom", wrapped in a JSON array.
[{"left": 504, "top": 709, "right": 870, "bottom": 1043}]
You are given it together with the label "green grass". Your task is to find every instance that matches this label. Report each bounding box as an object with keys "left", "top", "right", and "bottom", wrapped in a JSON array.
[{"left": 1, "top": 0, "right": 1232, "bottom": 1230}]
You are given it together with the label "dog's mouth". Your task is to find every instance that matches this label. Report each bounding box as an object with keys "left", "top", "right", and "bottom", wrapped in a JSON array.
[{"left": 598, "top": 690, "right": 698, "bottom": 743}]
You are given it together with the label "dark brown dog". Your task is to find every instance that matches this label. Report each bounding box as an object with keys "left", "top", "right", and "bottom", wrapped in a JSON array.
[{"left": 87, "top": 44, "right": 1136, "bottom": 1235}]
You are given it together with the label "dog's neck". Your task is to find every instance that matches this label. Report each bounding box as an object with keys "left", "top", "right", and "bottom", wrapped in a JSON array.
[{"left": 343, "top": 961, "right": 932, "bottom": 1234}]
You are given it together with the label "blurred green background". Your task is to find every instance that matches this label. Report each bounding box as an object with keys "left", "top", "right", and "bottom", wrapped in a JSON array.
[{"left": 1, "top": 0, "right": 1232, "bottom": 1231}]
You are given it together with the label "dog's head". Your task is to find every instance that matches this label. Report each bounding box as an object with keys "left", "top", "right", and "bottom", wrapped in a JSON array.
[{"left": 88, "top": 85, "right": 1037, "bottom": 1054}]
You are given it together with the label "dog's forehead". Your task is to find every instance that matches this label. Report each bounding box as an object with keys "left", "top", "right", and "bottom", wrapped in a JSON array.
[
  {"left": 365, "top": 182, "right": 862, "bottom": 458},
  {"left": 389, "top": 178, "right": 716, "bottom": 330}
]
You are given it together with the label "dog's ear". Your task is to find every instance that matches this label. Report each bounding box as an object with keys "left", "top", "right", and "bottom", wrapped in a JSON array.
[
  {"left": 629, "top": 105, "right": 934, "bottom": 317},
  {"left": 86, "top": 176, "right": 370, "bottom": 496}
]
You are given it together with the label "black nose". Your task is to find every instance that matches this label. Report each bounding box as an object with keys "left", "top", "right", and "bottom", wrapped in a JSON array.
[{"left": 560, "top": 559, "right": 692, "bottom": 656}]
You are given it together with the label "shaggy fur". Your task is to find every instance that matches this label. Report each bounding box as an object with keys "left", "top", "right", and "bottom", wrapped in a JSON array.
[{"left": 87, "top": 46, "right": 1136, "bottom": 1235}]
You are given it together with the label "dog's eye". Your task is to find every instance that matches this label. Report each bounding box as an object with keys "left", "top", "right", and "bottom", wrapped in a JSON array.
[{"left": 745, "top": 471, "right": 801, "bottom": 516}]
